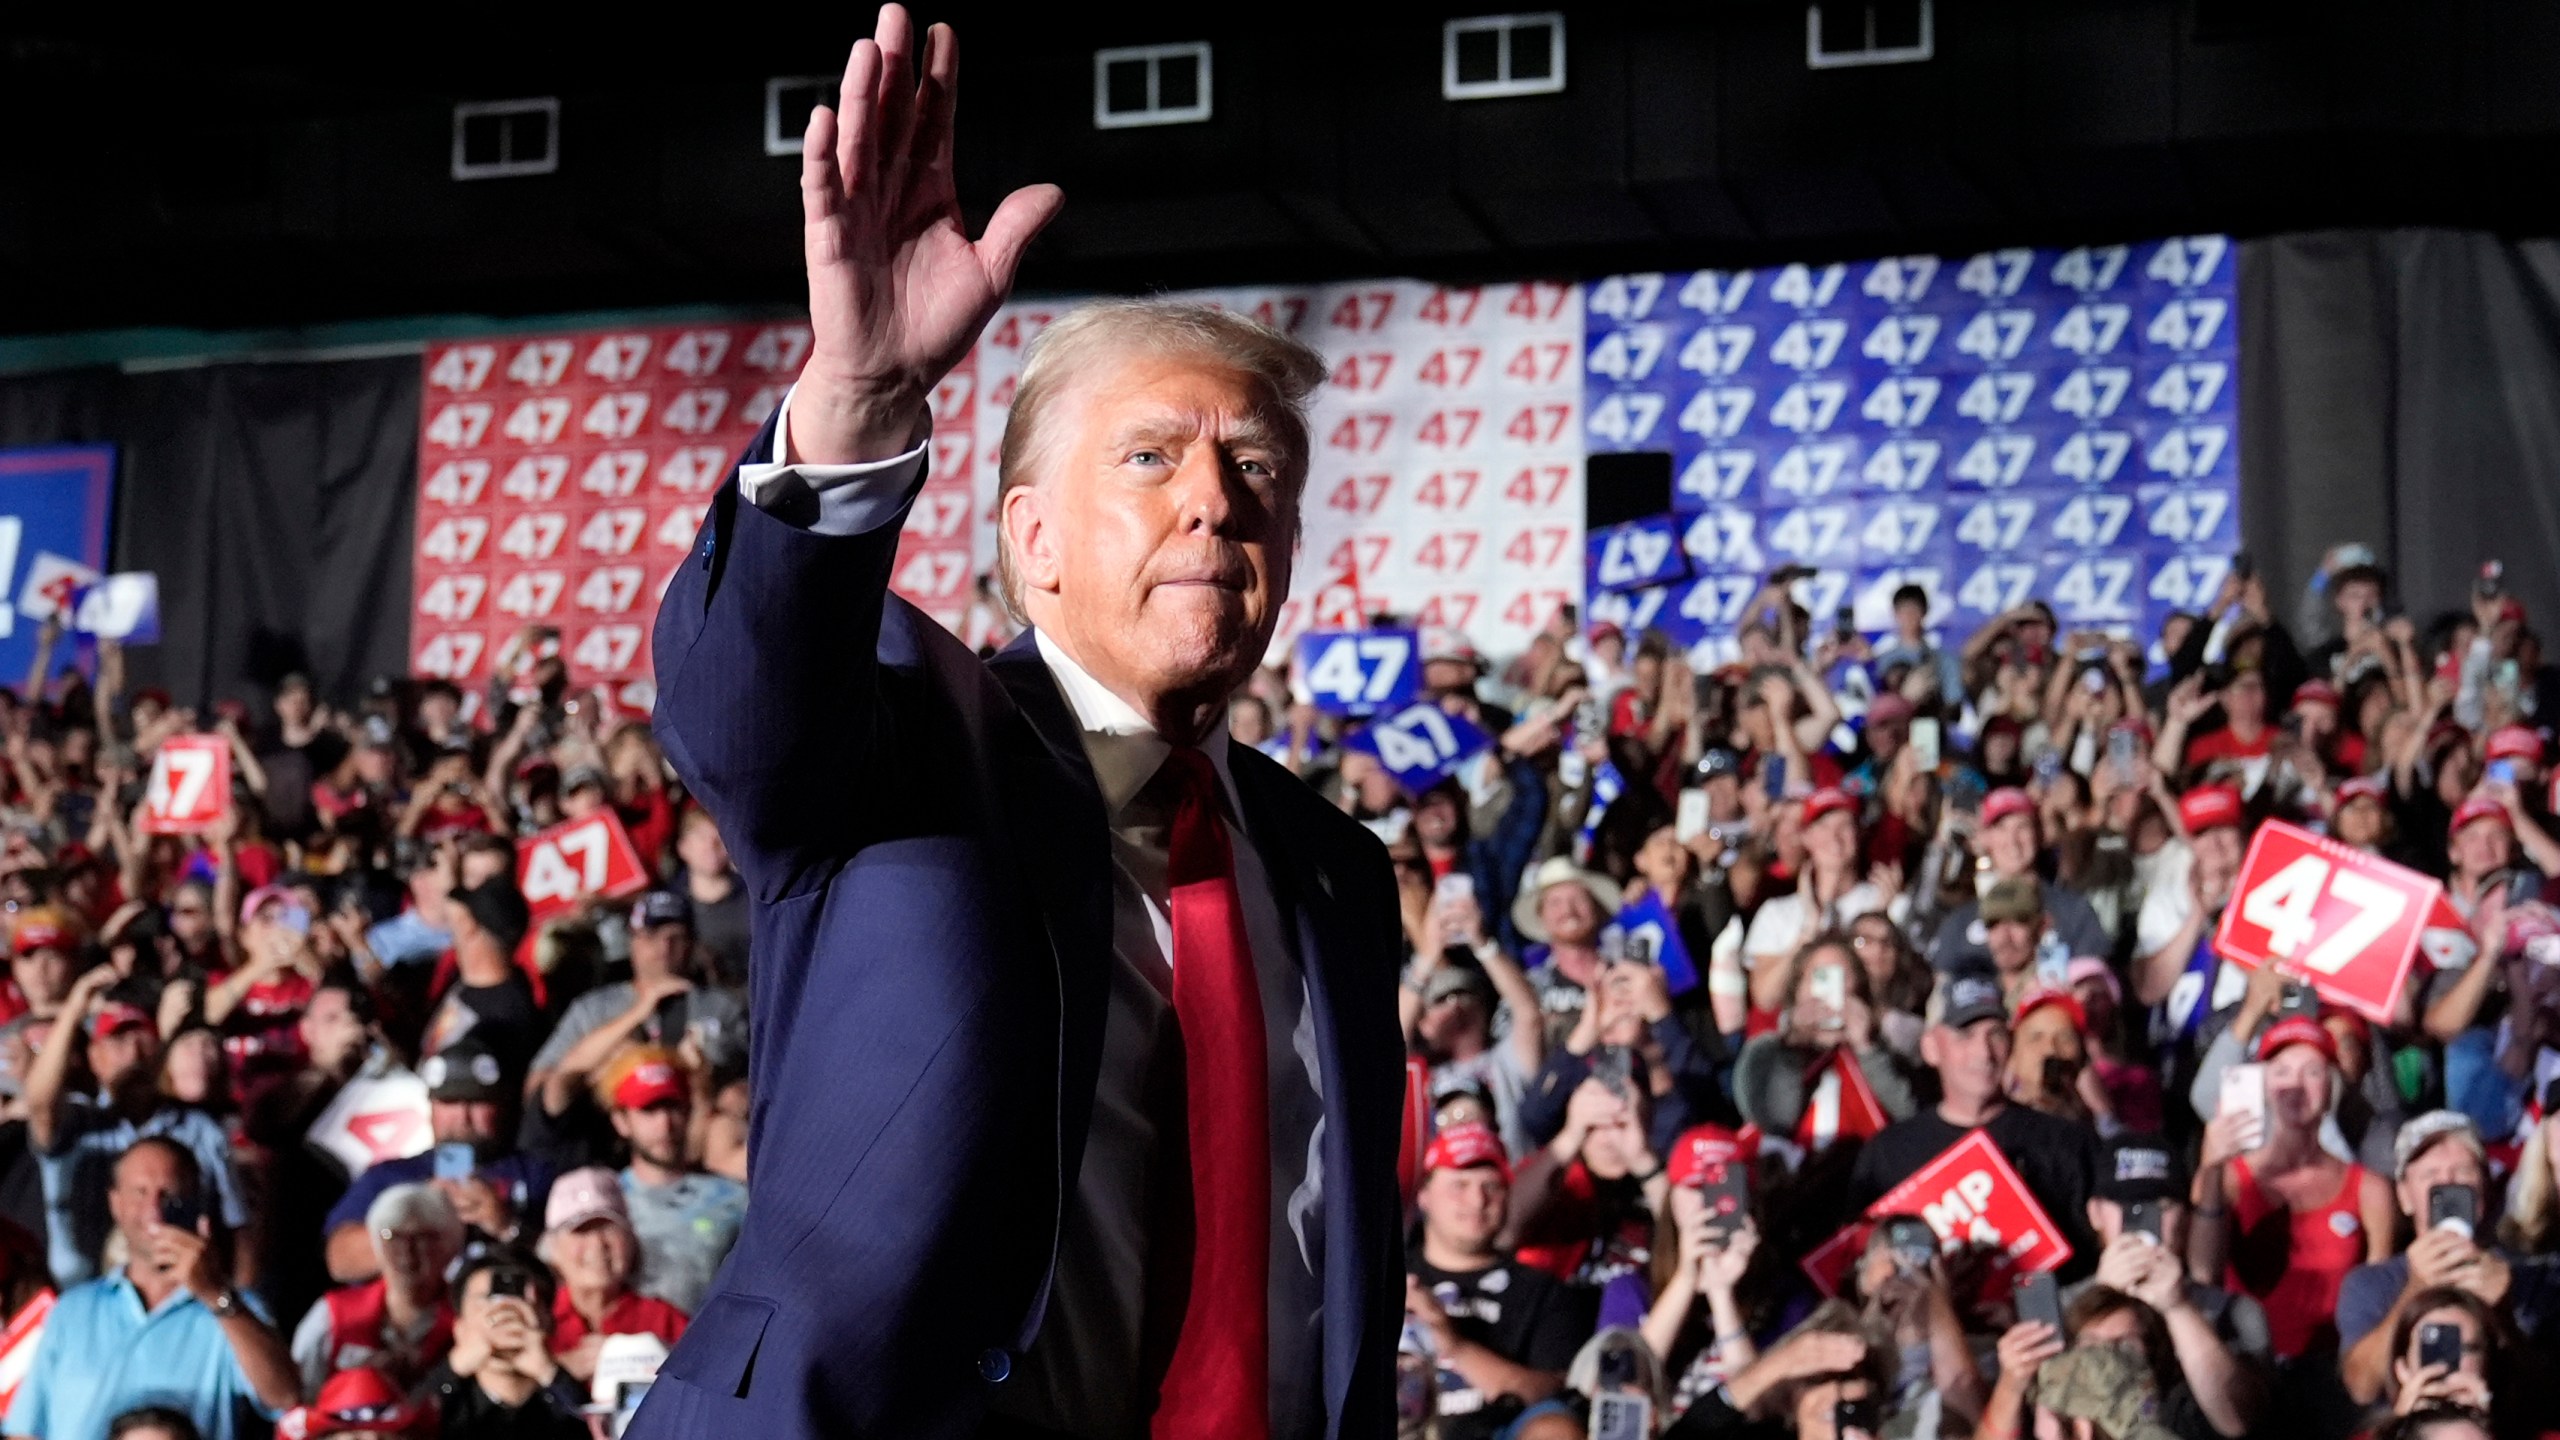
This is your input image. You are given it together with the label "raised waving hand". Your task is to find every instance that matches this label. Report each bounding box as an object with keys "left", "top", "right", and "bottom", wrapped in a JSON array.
[{"left": 794, "top": 5, "right": 1063, "bottom": 464}]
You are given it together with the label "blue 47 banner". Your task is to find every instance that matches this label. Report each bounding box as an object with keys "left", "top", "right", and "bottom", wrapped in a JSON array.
[
  {"left": 0, "top": 447, "right": 117, "bottom": 685},
  {"left": 1292, "top": 627, "right": 1420, "bottom": 716},
  {"left": 1580, "top": 238, "right": 2239, "bottom": 667},
  {"left": 1605, "top": 890, "right": 1701, "bottom": 996},
  {"left": 1344, "top": 701, "right": 1493, "bottom": 793}
]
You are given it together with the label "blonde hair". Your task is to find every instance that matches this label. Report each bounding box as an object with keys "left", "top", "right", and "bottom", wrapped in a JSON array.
[{"left": 992, "top": 298, "right": 1327, "bottom": 621}]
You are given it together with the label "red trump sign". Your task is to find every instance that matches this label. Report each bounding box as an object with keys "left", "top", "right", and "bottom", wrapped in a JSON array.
[
  {"left": 1802, "top": 1131, "right": 2072, "bottom": 1299},
  {"left": 2214, "top": 820, "right": 2441, "bottom": 1024}
]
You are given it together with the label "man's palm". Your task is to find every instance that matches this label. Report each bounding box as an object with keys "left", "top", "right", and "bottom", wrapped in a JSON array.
[{"left": 795, "top": 7, "right": 1062, "bottom": 462}]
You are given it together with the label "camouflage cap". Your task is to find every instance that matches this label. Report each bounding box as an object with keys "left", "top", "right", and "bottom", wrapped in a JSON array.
[{"left": 2034, "top": 1345, "right": 2180, "bottom": 1440}]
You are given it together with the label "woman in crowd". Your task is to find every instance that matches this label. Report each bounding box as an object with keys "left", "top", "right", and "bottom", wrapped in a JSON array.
[
  {"left": 2187, "top": 1016, "right": 2394, "bottom": 1364},
  {"left": 1732, "top": 934, "right": 1917, "bottom": 1150}
]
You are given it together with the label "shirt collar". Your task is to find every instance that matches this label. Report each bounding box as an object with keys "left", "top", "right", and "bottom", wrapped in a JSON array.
[{"left": 1034, "top": 630, "right": 1243, "bottom": 822}]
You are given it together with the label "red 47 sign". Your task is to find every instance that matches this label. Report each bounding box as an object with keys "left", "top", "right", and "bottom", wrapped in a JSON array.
[
  {"left": 2214, "top": 820, "right": 2441, "bottom": 1023},
  {"left": 140, "top": 735, "right": 231, "bottom": 834},
  {"left": 516, "top": 810, "right": 650, "bottom": 920}
]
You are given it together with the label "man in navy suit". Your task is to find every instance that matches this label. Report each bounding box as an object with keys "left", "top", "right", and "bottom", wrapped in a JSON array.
[{"left": 625, "top": 8, "right": 1404, "bottom": 1439}]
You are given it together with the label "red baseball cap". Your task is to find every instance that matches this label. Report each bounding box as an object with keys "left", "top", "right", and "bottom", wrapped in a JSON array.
[
  {"left": 88, "top": 1001, "right": 153, "bottom": 1038},
  {"left": 1982, "top": 787, "right": 2036, "bottom": 826},
  {"left": 2178, "top": 785, "right": 2244, "bottom": 835},
  {"left": 2254, "top": 1014, "right": 2340, "bottom": 1065},
  {"left": 612, "top": 1058, "right": 687, "bottom": 1111},
  {"left": 1801, "top": 787, "right": 1859, "bottom": 828},
  {"left": 2011, "top": 986, "right": 2087, "bottom": 1034},
  {"left": 2334, "top": 775, "right": 2389, "bottom": 809},
  {"left": 1665, "top": 1124, "right": 1757, "bottom": 1189},
  {"left": 10, "top": 916, "right": 68, "bottom": 956},
  {"left": 2292, "top": 679, "right": 2341, "bottom": 710},
  {"left": 2487, "top": 726, "right": 2545, "bottom": 764},
  {"left": 1422, "top": 1123, "right": 1510, "bottom": 1182},
  {"left": 277, "top": 1366, "right": 431, "bottom": 1438},
  {"left": 2451, "top": 795, "right": 2512, "bottom": 839}
]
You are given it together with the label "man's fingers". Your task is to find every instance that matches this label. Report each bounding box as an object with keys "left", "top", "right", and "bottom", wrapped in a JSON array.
[
  {"left": 975, "top": 183, "right": 1066, "bottom": 295},
  {"left": 913, "top": 22, "right": 959, "bottom": 180},
  {"left": 835, "top": 40, "right": 883, "bottom": 201},
  {"left": 872, "top": 4, "right": 919, "bottom": 186}
]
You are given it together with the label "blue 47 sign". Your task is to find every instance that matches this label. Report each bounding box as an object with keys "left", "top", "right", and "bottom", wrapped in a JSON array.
[
  {"left": 0, "top": 447, "right": 117, "bottom": 685},
  {"left": 1347, "top": 701, "right": 1492, "bottom": 793},
  {"left": 1294, "top": 628, "right": 1419, "bottom": 716}
]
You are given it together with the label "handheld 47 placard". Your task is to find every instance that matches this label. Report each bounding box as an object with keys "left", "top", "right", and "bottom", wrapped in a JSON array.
[{"left": 2212, "top": 819, "right": 2440, "bottom": 1024}]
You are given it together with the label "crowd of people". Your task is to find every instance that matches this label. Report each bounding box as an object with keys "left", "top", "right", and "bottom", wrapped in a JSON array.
[{"left": 0, "top": 537, "right": 2548, "bottom": 1440}]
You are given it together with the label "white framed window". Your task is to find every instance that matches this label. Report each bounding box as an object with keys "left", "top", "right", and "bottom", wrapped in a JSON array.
[
  {"left": 765, "top": 77, "right": 839, "bottom": 157},
  {"left": 1443, "top": 13, "right": 1566, "bottom": 100},
  {"left": 451, "top": 99, "right": 559, "bottom": 180},
  {"left": 1093, "top": 42, "right": 1213, "bottom": 129},
  {"left": 1807, "top": 0, "right": 1934, "bottom": 69}
]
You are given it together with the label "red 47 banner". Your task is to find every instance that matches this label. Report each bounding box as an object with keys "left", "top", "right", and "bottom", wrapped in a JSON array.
[
  {"left": 516, "top": 810, "right": 650, "bottom": 920},
  {"left": 1801, "top": 1131, "right": 2072, "bottom": 1300},
  {"left": 2214, "top": 820, "right": 2442, "bottom": 1024},
  {"left": 140, "top": 735, "right": 231, "bottom": 834}
]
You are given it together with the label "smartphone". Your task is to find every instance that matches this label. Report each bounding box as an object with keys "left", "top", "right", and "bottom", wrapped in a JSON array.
[
  {"left": 1834, "top": 1395, "right": 1882, "bottom": 1440},
  {"left": 2419, "top": 1320, "right": 2464, "bottom": 1372},
  {"left": 2488, "top": 759, "right": 2517, "bottom": 788},
  {"left": 272, "top": 902, "right": 313, "bottom": 937},
  {"left": 1833, "top": 606, "right": 1857, "bottom": 644},
  {"left": 1907, "top": 716, "right": 1941, "bottom": 771},
  {"left": 1947, "top": 770, "right": 1985, "bottom": 815},
  {"left": 433, "top": 1141, "right": 477, "bottom": 1183},
  {"left": 156, "top": 1191, "right": 202, "bottom": 1233},
  {"left": 1573, "top": 698, "right": 1604, "bottom": 746},
  {"left": 1433, "top": 873, "right": 1477, "bottom": 907},
  {"left": 2125, "top": 1200, "right": 2164, "bottom": 1244},
  {"left": 1809, "top": 965, "right": 1847, "bottom": 1025},
  {"left": 2219, "top": 1064, "right": 2268, "bottom": 1151},
  {"left": 1591, "top": 1391, "right": 1653, "bottom": 1440},
  {"left": 1591, "top": 1045, "right": 1633, "bottom": 1098},
  {"left": 1676, "top": 788, "right": 1710, "bottom": 843},
  {"left": 2232, "top": 551, "right": 2256, "bottom": 583},
  {"left": 2015, "top": 1269, "right": 2065, "bottom": 1332},
  {"left": 2080, "top": 665, "right": 2109, "bottom": 695},
  {"left": 486, "top": 1268, "right": 529, "bottom": 1301},
  {"left": 1696, "top": 1160, "right": 1751, "bottom": 1229},
  {"left": 2429, "top": 1183, "right": 2480, "bottom": 1240},
  {"left": 1884, "top": 1216, "right": 1938, "bottom": 1271},
  {"left": 2034, "top": 750, "right": 2064, "bottom": 785},
  {"left": 1764, "top": 755, "right": 1788, "bottom": 801}
]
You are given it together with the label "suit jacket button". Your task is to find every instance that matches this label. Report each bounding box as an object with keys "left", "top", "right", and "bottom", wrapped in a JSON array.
[{"left": 978, "top": 1348, "right": 1013, "bottom": 1384}]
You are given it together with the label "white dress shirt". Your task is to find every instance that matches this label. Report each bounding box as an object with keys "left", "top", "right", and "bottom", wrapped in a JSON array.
[{"left": 741, "top": 394, "right": 1328, "bottom": 1439}]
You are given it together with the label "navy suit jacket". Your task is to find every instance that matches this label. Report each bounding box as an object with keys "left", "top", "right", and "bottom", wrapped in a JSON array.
[{"left": 627, "top": 417, "right": 1407, "bottom": 1440}]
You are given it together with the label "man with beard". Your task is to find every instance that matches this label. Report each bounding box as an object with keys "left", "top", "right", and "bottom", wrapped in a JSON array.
[
  {"left": 606, "top": 1048, "right": 745, "bottom": 1316},
  {"left": 23, "top": 966, "right": 245, "bottom": 1287}
]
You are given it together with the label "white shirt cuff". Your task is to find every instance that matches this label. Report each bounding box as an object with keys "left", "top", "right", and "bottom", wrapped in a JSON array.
[{"left": 737, "top": 385, "right": 931, "bottom": 537}]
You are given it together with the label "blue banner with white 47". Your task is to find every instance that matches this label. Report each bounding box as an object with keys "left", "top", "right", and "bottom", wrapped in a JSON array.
[
  {"left": 0, "top": 447, "right": 118, "bottom": 683},
  {"left": 1344, "top": 701, "right": 1493, "bottom": 794},
  {"left": 1292, "top": 627, "right": 1420, "bottom": 716}
]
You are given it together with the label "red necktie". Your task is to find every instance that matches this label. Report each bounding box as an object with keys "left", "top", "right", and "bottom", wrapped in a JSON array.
[{"left": 1150, "top": 746, "right": 1272, "bottom": 1440}]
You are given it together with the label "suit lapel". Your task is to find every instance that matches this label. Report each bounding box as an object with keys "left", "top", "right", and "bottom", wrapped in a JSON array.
[
  {"left": 1228, "top": 750, "right": 1398, "bottom": 1440},
  {"left": 970, "top": 628, "right": 1116, "bottom": 1347}
]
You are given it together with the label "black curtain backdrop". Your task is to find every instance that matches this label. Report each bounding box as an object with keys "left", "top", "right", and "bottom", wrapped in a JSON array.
[
  {"left": 2242, "top": 230, "right": 2560, "bottom": 638},
  {"left": 0, "top": 357, "right": 417, "bottom": 708},
  {"left": 0, "top": 230, "right": 2556, "bottom": 708}
]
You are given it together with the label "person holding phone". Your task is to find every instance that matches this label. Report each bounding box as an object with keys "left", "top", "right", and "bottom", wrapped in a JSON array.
[
  {"left": 2, "top": 1137, "right": 299, "bottom": 1440},
  {"left": 1841, "top": 1220, "right": 1986, "bottom": 1428},
  {"left": 2067, "top": 1134, "right": 2268, "bottom": 1436},
  {"left": 1922, "top": 788, "right": 2112, "bottom": 973},
  {"left": 1401, "top": 881, "right": 1547, "bottom": 1157},
  {"left": 2338, "top": 1111, "right": 2560, "bottom": 1407},
  {"left": 1738, "top": 790, "right": 1892, "bottom": 1032},
  {"left": 2188, "top": 1017, "right": 2394, "bottom": 1364},
  {"left": 420, "top": 1249, "right": 590, "bottom": 1439},
  {"left": 1732, "top": 935, "right": 1916, "bottom": 1151},
  {"left": 2379, "top": 1288, "right": 2507, "bottom": 1424},
  {"left": 1640, "top": 1126, "right": 1762, "bottom": 1408}
]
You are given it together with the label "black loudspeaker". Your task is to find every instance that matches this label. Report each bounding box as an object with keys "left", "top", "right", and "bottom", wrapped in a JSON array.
[{"left": 1585, "top": 451, "right": 1674, "bottom": 531}]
